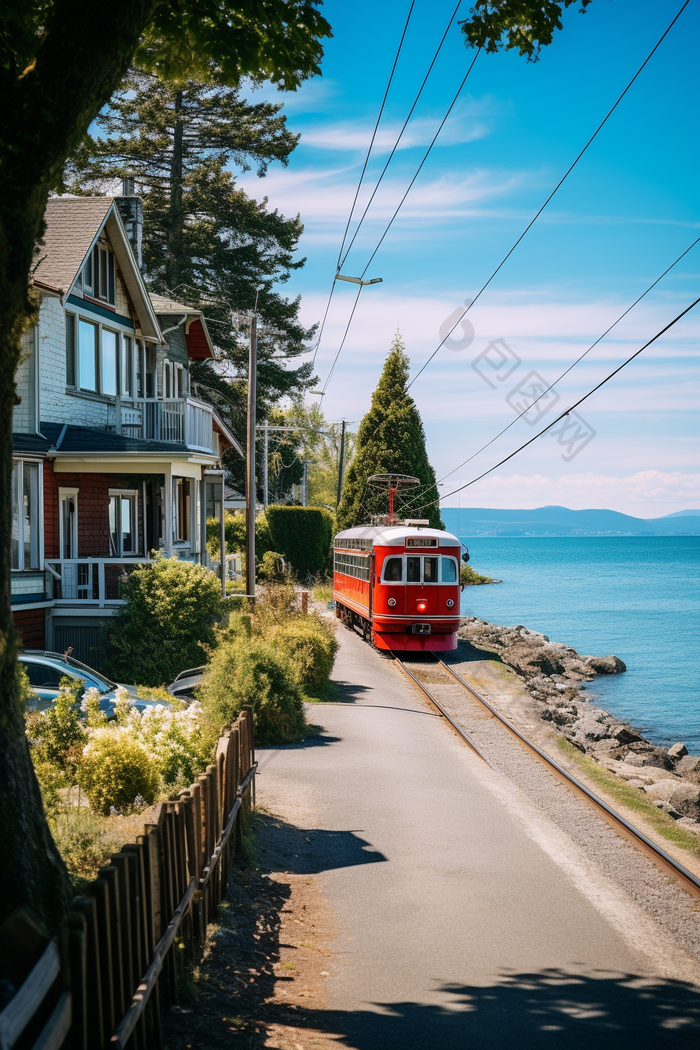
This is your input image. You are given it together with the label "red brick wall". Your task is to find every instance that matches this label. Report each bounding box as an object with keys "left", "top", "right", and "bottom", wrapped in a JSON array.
[
  {"left": 13, "top": 608, "right": 45, "bottom": 649},
  {"left": 44, "top": 464, "right": 128, "bottom": 558}
]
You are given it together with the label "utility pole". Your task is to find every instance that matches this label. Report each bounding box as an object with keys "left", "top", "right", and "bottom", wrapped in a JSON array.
[
  {"left": 336, "top": 418, "right": 346, "bottom": 508},
  {"left": 246, "top": 311, "right": 257, "bottom": 603},
  {"left": 263, "top": 423, "right": 269, "bottom": 509},
  {"left": 302, "top": 461, "right": 308, "bottom": 507}
]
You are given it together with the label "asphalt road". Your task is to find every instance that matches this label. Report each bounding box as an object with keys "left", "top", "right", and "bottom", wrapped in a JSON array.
[{"left": 257, "top": 627, "right": 700, "bottom": 1049}]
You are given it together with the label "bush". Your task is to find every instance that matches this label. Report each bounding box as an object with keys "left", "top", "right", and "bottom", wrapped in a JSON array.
[
  {"left": 267, "top": 616, "right": 338, "bottom": 692},
  {"left": 460, "top": 564, "right": 495, "bottom": 586},
  {"left": 264, "top": 506, "right": 334, "bottom": 578},
  {"left": 114, "top": 700, "right": 212, "bottom": 789},
  {"left": 101, "top": 555, "right": 223, "bottom": 686},
  {"left": 78, "top": 731, "right": 159, "bottom": 815},
  {"left": 206, "top": 511, "right": 274, "bottom": 565},
  {"left": 198, "top": 636, "right": 306, "bottom": 746},
  {"left": 25, "top": 678, "right": 87, "bottom": 783},
  {"left": 258, "top": 550, "right": 288, "bottom": 582}
]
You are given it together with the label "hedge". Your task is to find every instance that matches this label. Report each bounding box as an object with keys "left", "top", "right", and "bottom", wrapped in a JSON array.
[{"left": 264, "top": 506, "right": 334, "bottom": 578}]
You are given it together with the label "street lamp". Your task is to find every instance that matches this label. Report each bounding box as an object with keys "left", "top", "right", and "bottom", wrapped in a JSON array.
[{"left": 335, "top": 274, "right": 383, "bottom": 287}]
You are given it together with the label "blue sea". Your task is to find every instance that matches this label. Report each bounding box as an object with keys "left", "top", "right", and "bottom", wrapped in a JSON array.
[{"left": 453, "top": 535, "right": 700, "bottom": 753}]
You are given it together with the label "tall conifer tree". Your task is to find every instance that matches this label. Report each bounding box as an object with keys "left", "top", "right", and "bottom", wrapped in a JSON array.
[
  {"left": 66, "top": 74, "right": 316, "bottom": 442},
  {"left": 336, "top": 332, "right": 443, "bottom": 531}
]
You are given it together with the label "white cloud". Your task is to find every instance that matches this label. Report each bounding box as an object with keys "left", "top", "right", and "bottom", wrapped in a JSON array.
[{"left": 440, "top": 471, "right": 700, "bottom": 518}]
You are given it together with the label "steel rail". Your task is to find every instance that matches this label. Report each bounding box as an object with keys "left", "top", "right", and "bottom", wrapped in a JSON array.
[
  {"left": 431, "top": 657, "right": 700, "bottom": 901},
  {"left": 394, "top": 657, "right": 496, "bottom": 770}
]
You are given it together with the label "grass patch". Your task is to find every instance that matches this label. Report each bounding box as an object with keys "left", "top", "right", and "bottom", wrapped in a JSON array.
[
  {"left": 556, "top": 737, "right": 700, "bottom": 858},
  {"left": 312, "top": 581, "right": 333, "bottom": 603},
  {"left": 303, "top": 678, "right": 342, "bottom": 703}
]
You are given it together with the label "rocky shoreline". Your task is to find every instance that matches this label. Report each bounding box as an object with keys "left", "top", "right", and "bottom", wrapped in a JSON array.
[{"left": 458, "top": 617, "right": 700, "bottom": 831}]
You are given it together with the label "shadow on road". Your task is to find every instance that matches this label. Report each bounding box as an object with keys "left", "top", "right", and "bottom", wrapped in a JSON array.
[{"left": 267, "top": 969, "right": 700, "bottom": 1049}]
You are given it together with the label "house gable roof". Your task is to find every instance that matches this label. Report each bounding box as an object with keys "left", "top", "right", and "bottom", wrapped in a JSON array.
[
  {"left": 34, "top": 197, "right": 162, "bottom": 341},
  {"left": 149, "top": 294, "right": 215, "bottom": 360}
]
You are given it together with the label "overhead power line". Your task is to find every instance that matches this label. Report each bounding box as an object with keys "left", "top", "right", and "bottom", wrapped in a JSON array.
[
  {"left": 407, "top": 0, "right": 692, "bottom": 390},
  {"left": 336, "top": 0, "right": 416, "bottom": 272},
  {"left": 320, "top": 284, "right": 364, "bottom": 394},
  {"left": 320, "top": 45, "right": 481, "bottom": 393},
  {"left": 432, "top": 234, "right": 700, "bottom": 488},
  {"left": 431, "top": 296, "right": 700, "bottom": 508},
  {"left": 338, "top": 0, "right": 463, "bottom": 272},
  {"left": 310, "top": 0, "right": 415, "bottom": 369}
]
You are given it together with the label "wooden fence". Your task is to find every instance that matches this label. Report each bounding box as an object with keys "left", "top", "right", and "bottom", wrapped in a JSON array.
[{"left": 0, "top": 709, "right": 256, "bottom": 1050}]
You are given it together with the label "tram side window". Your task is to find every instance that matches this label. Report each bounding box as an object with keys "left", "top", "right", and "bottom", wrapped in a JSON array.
[
  {"left": 383, "top": 557, "right": 403, "bottom": 582},
  {"left": 441, "top": 557, "right": 458, "bottom": 583},
  {"left": 423, "top": 557, "right": 438, "bottom": 583},
  {"left": 406, "top": 556, "right": 421, "bottom": 582}
]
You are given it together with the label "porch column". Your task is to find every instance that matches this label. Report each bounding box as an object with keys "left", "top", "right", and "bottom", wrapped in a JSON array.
[{"left": 164, "top": 463, "right": 173, "bottom": 556}]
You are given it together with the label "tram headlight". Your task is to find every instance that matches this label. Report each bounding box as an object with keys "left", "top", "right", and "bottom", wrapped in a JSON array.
[
  {"left": 446, "top": 598, "right": 455, "bottom": 608},
  {"left": 387, "top": 597, "right": 397, "bottom": 607},
  {"left": 417, "top": 600, "right": 428, "bottom": 613}
]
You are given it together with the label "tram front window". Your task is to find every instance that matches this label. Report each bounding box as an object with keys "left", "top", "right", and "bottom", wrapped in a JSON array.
[
  {"left": 423, "top": 557, "right": 438, "bottom": 583},
  {"left": 384, "top": 557, "right": 403, "bottom": 582},
  {"left": 407, "top": 556, "right": 421, "bottom": 582},
  {"left": 441, "top": 557, "right": 458, "bottom": 583}
]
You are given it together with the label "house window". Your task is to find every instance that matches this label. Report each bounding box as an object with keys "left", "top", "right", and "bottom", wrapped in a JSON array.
[
  {"left": 109, "top": 491, "right": 138, "bottom": 556},
  {"left": 174, "top": 478, "right": 191, "bottom": 542},
  {"left": 145, "top": 345, "right": 156, "bottom": 398},
  {"left": 59, "top": 488, "right": 79, "bottom": 560},
  {"left": 66, "top": 313, "right": 76, "bottom": 386},
  {"left": 82, "top": 244, "right": 115, "bottom": 305},
  {"left": 102, "top": 329, "right": 118, "bottom": 396},
  {"left": 11, "top": 461, "right": 41, "bottom": 570},
  {"left": 120, "top": 336, "right": 133, "bottom": 397},
  {"left": 78, "top": 319, "right": 98, "bottom": 392}
]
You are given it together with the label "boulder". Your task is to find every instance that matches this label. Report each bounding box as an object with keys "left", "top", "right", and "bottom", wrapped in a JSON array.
[
  {"left": 584, "top": 655, "right": 627, "bottom": 674},
  {"left": 501, "top": 643, "right": 566, "bottom": 679},
  {"left": 645, "top": 779, "right": 700, "bottom": 816},
  {"left": 676, "top": 755, "right": 700, "bottom": 775},
  {"left": 652, "top": 800, "right": 682, "bottom": 820},
  {"left": 610, "top": 724, "right": 642, "bottom": 745},
  {"left": 667, "top": 742, "right": 688, "bottom": 762}
]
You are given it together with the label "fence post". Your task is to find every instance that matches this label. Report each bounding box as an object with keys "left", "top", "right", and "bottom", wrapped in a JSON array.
[
  {"left": 64, "top": 910, "right": 87, "bottom": 1050},
  {"left": 72, "top": 896, "right": 104, "bottom": 1050},
  {"left": 89, "top": 879, "right": 115, "bottom": 1046},
  {"left": 97, "top": 865, "right": 125, "bottom": 1035}
]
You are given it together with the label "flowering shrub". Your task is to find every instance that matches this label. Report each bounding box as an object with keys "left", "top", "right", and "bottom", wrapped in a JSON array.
[
  {"left": 113, "top": 701, "right": 212, "bottom": 788},
  {"left": 78, "top": 731, "right": 159, "bottom": 815}
]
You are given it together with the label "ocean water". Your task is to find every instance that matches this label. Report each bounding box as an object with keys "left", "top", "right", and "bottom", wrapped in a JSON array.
[{"left": 455, "top": 536, "right": 700, "bottom": 753}]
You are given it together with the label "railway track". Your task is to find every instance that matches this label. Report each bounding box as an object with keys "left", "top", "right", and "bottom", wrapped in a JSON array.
[{"left": 394, "top": 653, "right": 700, "bottom": 902}]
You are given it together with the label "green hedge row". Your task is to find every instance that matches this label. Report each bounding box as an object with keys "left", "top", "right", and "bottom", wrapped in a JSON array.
[{"left": 265, "top": 506, "right": 334, "bottom": 578}]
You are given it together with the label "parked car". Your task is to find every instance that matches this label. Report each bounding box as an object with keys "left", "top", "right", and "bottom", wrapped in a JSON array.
[
  {"left": 167, "top": 666, "right": 205, "bottom": 703},
  {"left": 19, "top": 651, "right": 161, "bottom": 716}
]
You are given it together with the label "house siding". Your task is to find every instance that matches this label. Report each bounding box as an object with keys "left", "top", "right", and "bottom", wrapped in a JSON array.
[
  {"left": 13, "top": 328, "right": 36, "bottom": 433},
  {"left": 14, "top": 608, "right": 46, "bottom": 650}
]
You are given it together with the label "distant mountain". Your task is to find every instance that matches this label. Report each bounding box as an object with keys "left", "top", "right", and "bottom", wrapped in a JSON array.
[
  {"left": 441, "top": 505, "right": 700, "bottom": 537},
  {"left": 663, "top": 509, "right": 700, "bottom": 517}
]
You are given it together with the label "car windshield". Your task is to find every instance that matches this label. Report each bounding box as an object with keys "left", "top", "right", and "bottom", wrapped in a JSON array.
[{"left": 64, "top": 655, "right": 116, "bottom": 692}]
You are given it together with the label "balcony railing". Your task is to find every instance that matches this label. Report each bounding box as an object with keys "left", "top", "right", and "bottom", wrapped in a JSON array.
[
  {"left": 46, "top": 558, "right": 148, "bottom": 607},
  {"left": 116, "top": 397, "right": 215, "bottom": 453}
]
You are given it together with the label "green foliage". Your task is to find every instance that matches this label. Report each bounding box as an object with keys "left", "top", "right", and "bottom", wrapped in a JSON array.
[
  {"left": 461, "top": 564, "right": 496, "bottom": 586},
  {"left": 265, "top": 505, "right": 334, "bottom": 578},
  {"left": 267, "top": 615, "right": 338, "bottom": 692},
  {"left": 101, "top": 555, "right": 222, "bottom": 686},
  {"left": 25, "top": 679, "right": 87, "bottom": 783},
  {"left": 206, "top": 510, "right": 273, "bottom": 565},
  {"left": 49, "top": 807, "right": 124, "bottom": 892},
  {"left": 78, "top": 732, "right": 159, "bottom": 815},
  {"left": 16, "top": 663, "right": 33, "bottom": 710},
  {"left": 336, "top": 331, "right": 443, "bottom": 531},
  {"left": 258, "top": 551, "right": 289, "bottom": 582},
  {"left": 461, "top": 1, "right": 594, "bottom": 61},
  {"left": 198, "top": 635, "right": 306, "bottom": 746},
  {"left": 113, "top": 702, "right": 212, "bottom": 789}
]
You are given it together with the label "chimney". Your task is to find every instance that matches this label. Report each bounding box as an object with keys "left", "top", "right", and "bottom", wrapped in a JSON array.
[{"left": 115, "top": 178, "right": 143, "bottom": 271}]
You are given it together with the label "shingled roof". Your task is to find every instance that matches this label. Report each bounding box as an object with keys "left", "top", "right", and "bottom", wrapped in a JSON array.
[{"left": 34, "top": 197, "right": 113, "bottom": 295}]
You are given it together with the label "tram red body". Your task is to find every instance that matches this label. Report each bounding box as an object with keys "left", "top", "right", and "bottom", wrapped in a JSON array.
[{"left": 333, "top": 525, "right": 462, "bottom": 652}]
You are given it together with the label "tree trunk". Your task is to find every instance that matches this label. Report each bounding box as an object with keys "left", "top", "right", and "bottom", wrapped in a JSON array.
[
  {"left": 166, "top": 89, "right": 185, "bottom": 292},
  {"left": 0, "top": 0, "right": 155, "bottom": 933}
]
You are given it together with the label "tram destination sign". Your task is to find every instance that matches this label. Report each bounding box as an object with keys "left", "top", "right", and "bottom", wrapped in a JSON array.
[{"left": 405, "top": 537, "right": 438, "bottom": 548}]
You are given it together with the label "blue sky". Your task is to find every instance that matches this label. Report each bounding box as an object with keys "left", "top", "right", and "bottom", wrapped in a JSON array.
[{"left": 239, "top": 0, "right": 699, "bottom": 517}]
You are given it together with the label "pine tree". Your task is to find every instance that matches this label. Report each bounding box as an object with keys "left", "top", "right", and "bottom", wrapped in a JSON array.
[
  {"left": 336, "top": 332, "right": 443, "bottom": 531},
  {"left": 66, "top": 74, "right": 316, "bottom": 438}
]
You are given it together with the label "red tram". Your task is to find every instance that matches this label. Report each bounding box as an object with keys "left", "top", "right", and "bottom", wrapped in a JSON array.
[{"left": 333, "top": 522, "right": 463, "bottom": 651}]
